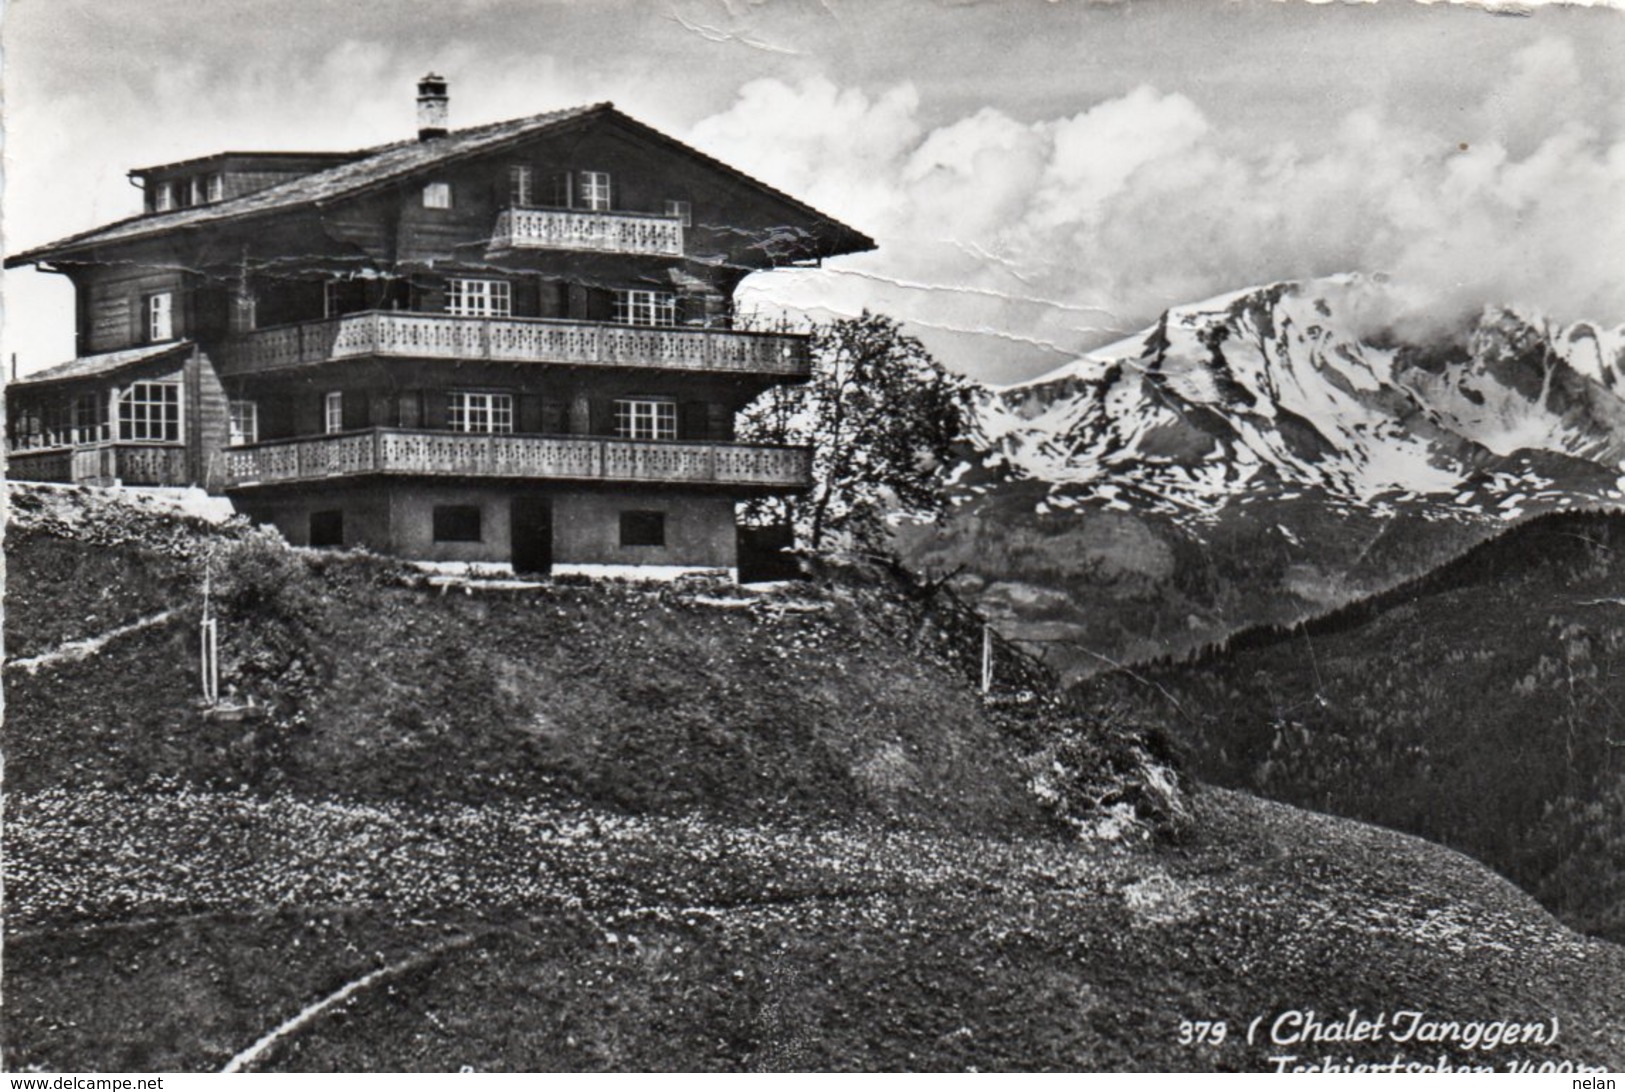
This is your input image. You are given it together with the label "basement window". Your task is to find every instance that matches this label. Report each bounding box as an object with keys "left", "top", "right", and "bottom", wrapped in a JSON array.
[
  {"left": 433, "top": 505, "right": 483, "bottom": 543},
  {"left": 309, "top": 510, "right": 344, "bottom": 548},
  {"left": 619, "top": 510, "right": 666, "bottom": 547},
  {"left": 613, "top": 398, "right": 677, "bottom": 440}
]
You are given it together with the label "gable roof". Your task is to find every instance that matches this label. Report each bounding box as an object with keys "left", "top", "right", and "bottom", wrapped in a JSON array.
[
  {"left": 10, "top": 341, "right": 194, "bottom": 389},
  {"left": 6, "top": 103, "right": 875, "bottom": 268}
]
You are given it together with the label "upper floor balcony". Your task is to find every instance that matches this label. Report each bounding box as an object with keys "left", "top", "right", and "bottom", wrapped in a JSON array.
[
  {"left": 490, "top": 207, "right": 684, "bottom": 257},
  {"left": 222, "top": 429, "right": 811, "bottom": 493},
  {"left": 215, "top": 312, "right": 810, "bottom": 378}
]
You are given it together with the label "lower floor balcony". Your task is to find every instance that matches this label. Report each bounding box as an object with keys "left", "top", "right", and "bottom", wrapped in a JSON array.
[
  {"left": 223, "top": 429, "right": 811, "bottom": 492},
  {"left": 6, "top": 442, "right": 187, "bottom": 487}
]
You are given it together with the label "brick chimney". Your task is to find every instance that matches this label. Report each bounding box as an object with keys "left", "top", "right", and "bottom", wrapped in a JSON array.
[{"left": 417, "top": 74, "right": 449, "bottom": 140}]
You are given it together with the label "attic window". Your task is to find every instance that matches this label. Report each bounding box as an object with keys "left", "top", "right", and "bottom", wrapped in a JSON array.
[
  {"left": 423, "top": 181, "right": 452, "bottom": 209},
  {"left": 578, "top": 171, "right": 611, "bottom": 211}
]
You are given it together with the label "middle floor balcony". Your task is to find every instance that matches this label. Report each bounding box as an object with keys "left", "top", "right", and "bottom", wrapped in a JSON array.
[
  {"left": 215, "top": 312, "right": 810, "bottom": 379},
  {"left": 222, "top": 428, "right": 811, "bottom": 493}
]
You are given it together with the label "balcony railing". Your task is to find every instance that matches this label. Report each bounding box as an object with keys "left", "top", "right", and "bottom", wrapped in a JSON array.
[
  {"left": 490, "top": 207, "right": 684, "bottom": 256},
  {"left": 217, "top": 312, "right": 810, "bottom": 377},
  {"left": 223, "top": 429, "right": 811, "bottom": 491},
  {"left": 6, "top": 442, "right": 187, "bottom": 487}
]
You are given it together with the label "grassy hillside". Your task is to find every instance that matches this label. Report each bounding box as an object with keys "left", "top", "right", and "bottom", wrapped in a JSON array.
[
  {"left": 6, "top": 484, "right": 1625, "bottom": 1071},
  {"left": 1079, "top": 509, "right": 1625, "bottom": 942}
]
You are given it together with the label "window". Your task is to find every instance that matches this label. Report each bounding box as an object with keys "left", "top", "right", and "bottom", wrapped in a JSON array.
[
  {"left": 72, "top": 393, "right": 107, "bottom": 444},
  {"left": 613, "top": 398, "right": 677, "bottom": 440},
  {"left": 206, "top": 174, "right": 224, "bottom": 203},
  {"left": 153, "top": 182, "right": 175, "bottom": 213},
  {"left": 433, "top": 505, "right": 483, "bottom": 543},
  {"left": 324, "top": 392, "right": 344, "bottom": 434},
  {"left": 447, "top": 278, "right": 511, "bottom": 317},
  {"left": 612, "top": 290, "right": 677, "bottom": 327},
  {"left": 619, "top": 510, "right": 666, "bottom": 547},
  {"left": 228, "top": 401, "right": 258, "bottom": 447},
  {"left": 509, "top": 164, "right": 533, "bottom": 206},
  {"left": 188, "top": 177, "right": 205, "bottom": 207},
  {"left": 664, "top": 200, "right": 692, "bottom": 227},
  {"left": 309, "top": 510, "right": 344, "bottom": 548},
  {"left": 578, "top": 170, "right": 611, "bottom": 210},
  {"left": 147, "top": 292, "right": 174, "bottom": 342},
  {"left": 117, "top": 382, "right": 180, "bottom": 442},
  {"left": 423, "top": 181, "right": 452, "bottom": 209},
  {"left": 323, "top": 279, "right": 342, "bottom": 319},
  {"left": 448, "top": 391, "right": 514, "bottom": 433}
]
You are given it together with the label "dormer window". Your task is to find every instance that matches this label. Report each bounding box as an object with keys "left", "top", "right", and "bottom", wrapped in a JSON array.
[
  {"left": 423, "top": 181, "right": 452, "bottom": 209},
  {"left": 188, "top": 177, "right": 205, "bottom": 207},
  {"left": 578, "top": 171, "right": 611, "bottom": 211},
  {"left": 153, "top": 182, "right": 175, "bottom": 213},
  {"left": 206, "top": 174, "right": 224, "bottom": 203}
]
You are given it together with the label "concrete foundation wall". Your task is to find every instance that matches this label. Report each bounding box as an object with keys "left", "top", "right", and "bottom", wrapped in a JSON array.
[{"left": 231, "top": 479, "right": 740, "bottom": 570}]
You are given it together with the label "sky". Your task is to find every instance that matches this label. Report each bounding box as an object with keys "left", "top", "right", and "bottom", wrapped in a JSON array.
[{"left": 3, "top": 0, "right": 1623, "bottom": 384}]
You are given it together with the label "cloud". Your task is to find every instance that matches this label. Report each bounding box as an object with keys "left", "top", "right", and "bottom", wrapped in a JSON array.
[{"left": 688, "top": 44, "right": 1625, "bottom": 382}]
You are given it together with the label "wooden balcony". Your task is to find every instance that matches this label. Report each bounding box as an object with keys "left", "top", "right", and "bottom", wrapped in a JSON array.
[
  {"left": 223, "top": 429, "right": 812, "bottom": 491},
  {"left": 216, "top": 312, "right": 809, "bottom": 377},
  {"left": 6, "top": 442, "right": 187, "bottom": 487},
  {"left": 490, "top": 207, "right": 683, "bottom": 257}
]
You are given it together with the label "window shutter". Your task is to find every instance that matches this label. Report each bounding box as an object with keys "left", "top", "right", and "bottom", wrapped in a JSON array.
[
  {"left": 680, "top": 402, "right": 709, "bottom": 440},
  {"left": 422, "top": 391, "right": 449, "bottom": 430}
]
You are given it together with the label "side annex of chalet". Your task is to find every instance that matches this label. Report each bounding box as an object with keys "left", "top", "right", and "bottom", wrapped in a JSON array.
[{"left": 4, "top": 76, "right": 874, "bottom": 578}]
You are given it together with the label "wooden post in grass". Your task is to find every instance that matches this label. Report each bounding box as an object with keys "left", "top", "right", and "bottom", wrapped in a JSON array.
[
  {"left": 981, "top": 623, "right": 994, "bottom": 695},
  {"left": 200, "top": 559, "right": 219, "bottom": 705}
]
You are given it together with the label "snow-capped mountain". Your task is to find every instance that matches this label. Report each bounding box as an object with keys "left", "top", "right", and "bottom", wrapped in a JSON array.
[
  {"left": 970, "top": 274, "right": 1625, "bottom": 524},
  {"left": 898, "top": 274, "right": 1625, "bottom": 680}
]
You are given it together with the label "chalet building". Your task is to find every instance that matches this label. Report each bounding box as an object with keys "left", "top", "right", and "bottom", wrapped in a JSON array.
[{"left": 5, "top": 76, "right": 872, "bottom": 576}]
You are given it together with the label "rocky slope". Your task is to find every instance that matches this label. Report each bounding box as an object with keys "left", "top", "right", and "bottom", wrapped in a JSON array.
[{"left": 898, "top": 275, "right": 1625, "bottom": 679}]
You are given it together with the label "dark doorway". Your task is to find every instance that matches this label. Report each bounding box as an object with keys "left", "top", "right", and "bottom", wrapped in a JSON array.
[{"left": 510, "top": 495, "right": 553, "bottom": 575}]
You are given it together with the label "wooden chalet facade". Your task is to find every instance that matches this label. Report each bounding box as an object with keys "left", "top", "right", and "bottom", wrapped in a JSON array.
[{"left": 5, "top": 76, "right": 873, "bottom": 576}]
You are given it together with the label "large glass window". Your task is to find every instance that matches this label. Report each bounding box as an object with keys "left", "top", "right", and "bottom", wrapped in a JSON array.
[
  {"left": 613, "top": 398, "right": 677, "bottom": 440},
  {"left": 612, "top": 290, "right": 677, "bottom": 328},
  {"left": 118, "top": 382, "right": 180, "bottom": 442},
  {"left": 448, "top": 391, "right": 514, "bottom": 434},
  {"left": 447, "top": 279, "right": 512, "bottom": 318}
]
